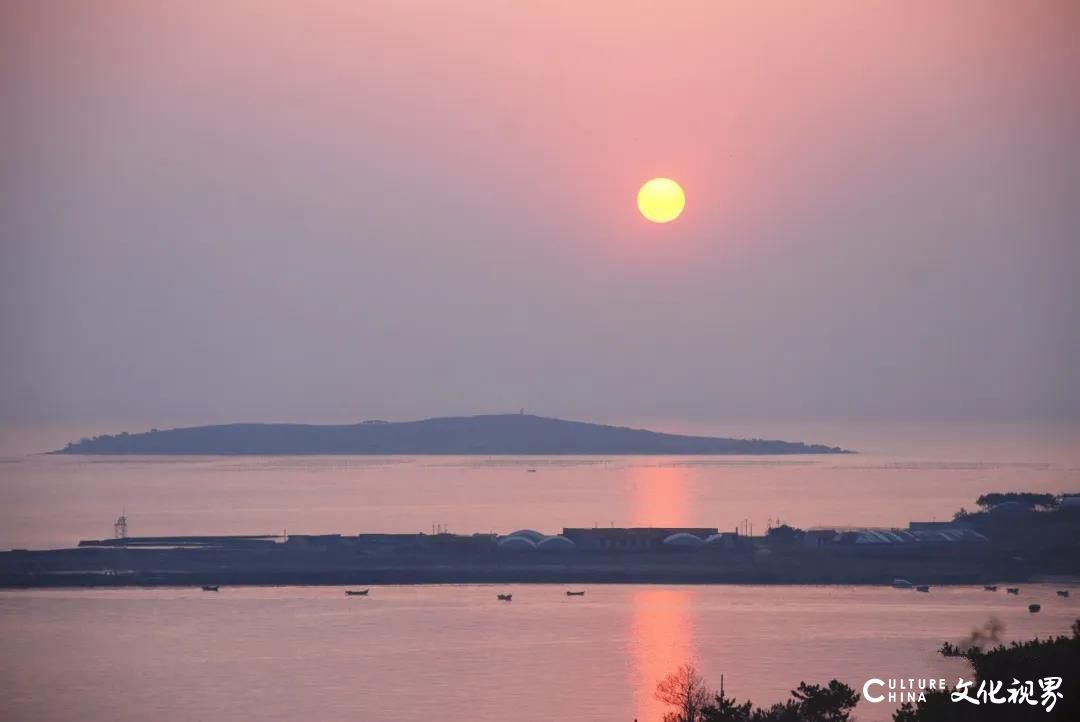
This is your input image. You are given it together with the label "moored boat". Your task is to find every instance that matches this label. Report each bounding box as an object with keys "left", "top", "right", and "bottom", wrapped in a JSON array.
[
  {"left": 345, "top": 589, "right": 369, "bottom": 596},
  {"left": 915, "top": 585, "right": 930, "bottom": 593},
  {"left": 201, "top": 585, "right": 219, "bottom": 592},
  {"left": 1058, "top": 590, "right": 1070, "bottom": 598},
  {"left": 1029, "top": 604, "right": 1041, "bottom": 613},
  {"left": 566, "top": 590, "right": 585, "bottom": 596},
  {"left": 497, "top": 593, "right": 512, "bottom": 601},
  {"left": 1007, "top": 587, "right": 1020, "bottom": 595},
  {"left": 983, "top": 585, "right": 997, "bottom": 591}
]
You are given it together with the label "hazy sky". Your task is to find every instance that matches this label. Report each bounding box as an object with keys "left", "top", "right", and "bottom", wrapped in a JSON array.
[{"left": 2, "top": 1, "right": 1078, "bottom": 429}]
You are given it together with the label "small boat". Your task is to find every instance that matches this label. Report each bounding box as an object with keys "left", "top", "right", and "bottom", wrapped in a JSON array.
[
  {"left": 1029, "top": 604, "right": 1041, "bottom": 613},
  {"left": 345, "top": 589, "right": 369, "bottom": 596},
  {"left": 1057, "top": 590, "right": 1070, "bottom": 598},
  {"left": 1006, "top": 587, "right": 1020, "bottom": 595},
  {"left": 566, "top": 591, "right": 586, "bottom": 596},
  {"left": 497, "top": 593, "right": 512, "bottom": 601},
  {"left": 915, "top": 585, "right": 930, "bottom": 593},
  {"left": 201, "top": 585, "right": 219, "bottom": 592},
  {"left": 892, "top": 578, "right": 913, "bottom": 589},
  {"left": 983, "top": 585, "right": 998, "bottom": 592}
]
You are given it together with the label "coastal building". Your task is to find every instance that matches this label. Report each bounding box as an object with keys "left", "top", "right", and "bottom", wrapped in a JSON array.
[
  {"left": 829, "top": 527, "right": 989, "bottom": 558},
  {"left": 988, "top": 501, "right": 1034, "bottom": 517},
  {"left": 838, "top": 528, "right": 988, "bottom": 545},
  {"left": 503, "top": 529, "right": 546, "bottom": 543},
  {"left": 705, "top": 532, "right": 740, "bottom": 550},
  {"left": 663, "top": 533, "right": 706, "bottom": 549},
  {"left": 910, "top": 528, "right": 988, "bottom": 544},
  {"left": 536, "top": 535, "right": 576, "bottom": 552},
  {"left": 908, "top": 520, "right": 973, "bottom": 531},
  {"left": 351, "top": 532, "right": 497, "bottom": 554},
  {"left": 561, "top": 527, "right": 718, "bottom": 551},
  {"left": 496, "top": 535, "right": 538, "bottom": 551},
  {"left": 285, "top": 534, "right": 344, "bottom": 550},
  {"left": 1059, "top": 496, "right": 1080, "bottom": 511},
  {"left": 801, "top": 529, "right": 839, "bottom": 550}
]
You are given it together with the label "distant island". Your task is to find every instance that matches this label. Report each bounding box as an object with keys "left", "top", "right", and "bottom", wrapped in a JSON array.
[{"left": 54, "top": 414, "right": 850, "bottom": 455}]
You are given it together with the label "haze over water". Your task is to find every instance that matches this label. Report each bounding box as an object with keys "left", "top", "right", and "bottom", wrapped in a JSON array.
[
  {"left": 1, "top": 420, "right": 1077, "bottom": 551},
  {"left": 2, "top": 2, "right": 1079, "bottom": 720},
  {"left": 0, "top": 452, "right": 1071, "bottom": 551},
  {"left": 2, "top": 422, "right": 1078, "bottom": 721}
]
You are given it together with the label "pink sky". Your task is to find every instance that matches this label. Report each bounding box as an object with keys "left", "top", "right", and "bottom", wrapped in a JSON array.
[{"left": 2, "top": 1, "right": 1078, "bottom": 427}]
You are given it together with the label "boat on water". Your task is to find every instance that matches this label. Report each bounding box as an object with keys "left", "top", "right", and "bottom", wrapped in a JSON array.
[
  {"left": 1058, "top": 590, "right": 1070, "bottom": 598},
  {"left": 915, "top": 585, "right": 930, "bottom": 593},
  {"left": 1029, "top": 604, "right": 1041, "bottom": 613},
  {"left": 1007, "top": 587, "right": 1020, "bottom": 595},
  {"left": 566, "top": 591, "right": 585, "bottom": 596},
  {"left": 497, "top": 593, "right": 512, "bottom": 601},
  {"left": 983, "top": 585, "right": 998, "bottom": 591},
  {"left": 345, "top": 589, "right": 369, "bottom": 596},
  {"left": 201, "top": 585, "right": 219, "bottom": 592},
  {"left": 892, "top": 578, "right": 913, "bottom": 589}
]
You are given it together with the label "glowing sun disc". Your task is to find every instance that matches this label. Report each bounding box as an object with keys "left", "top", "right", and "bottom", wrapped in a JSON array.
[{"left": 637, "top": 178, "right": 685, "bottom": 223}]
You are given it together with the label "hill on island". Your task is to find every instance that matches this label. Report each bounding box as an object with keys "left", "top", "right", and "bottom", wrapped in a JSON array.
[{"left": 54, "top": 414, "right": 850, "bottom": 455}]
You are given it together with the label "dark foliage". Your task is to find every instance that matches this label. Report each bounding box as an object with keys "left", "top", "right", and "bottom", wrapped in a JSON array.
[
  {"left": 765, "top": 525, "right": 804, "bottom": 543},
  {"left": 893, "top": 620, "right": 1079, "bottom": 721},
  {"left": 655, "top": 673, "right": 858, "bottom": 722},
  {"left": 974, "top": 493, "right": 1057, "bottom": 511}
]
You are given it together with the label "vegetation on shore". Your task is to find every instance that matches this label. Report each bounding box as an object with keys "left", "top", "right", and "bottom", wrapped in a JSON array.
[
  {"left": 654, "top": 664, "right": 858, "bottom": 722},
  {"left": 655, "top": 619, "right": 1079, "bottom": 722},
  {"left": 893, "top": 619, "right": 1079, "bottom": 722}
]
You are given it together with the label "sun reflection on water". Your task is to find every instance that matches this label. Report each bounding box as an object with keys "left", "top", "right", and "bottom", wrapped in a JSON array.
[
  {"left": 629, "top": 465, "right": 691, "bottom": 528},
  {"left": 630, "top": 587, "right": 697, "bottom": 722},
  {"left": 627, "top": 465, "right": 697, "bottom": 721}
]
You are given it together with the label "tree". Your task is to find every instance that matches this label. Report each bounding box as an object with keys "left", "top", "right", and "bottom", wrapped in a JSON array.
[
  {"left": 766, "top": 525, "right": 803, "bottom": 544},
  {"left": 656, "top": 667, "right": 857, "bottom": 722},
  {"left": 717, "top": 681, "right": 857, "bottom": 722},
  {"left": 656, "top": 664, "right": 712, "bottom": 722},
  {"left": 894, "top": 619, "right": 1079, "bottom": 721},
  {"left": 700, "top": 688, "right": 753, "bottom": 722},
  {"left": 974, "top": 492, "right": 1057, "bottom": 511},
  {"left": 787, "top": 680, "right": 859, "bottom": 722}
]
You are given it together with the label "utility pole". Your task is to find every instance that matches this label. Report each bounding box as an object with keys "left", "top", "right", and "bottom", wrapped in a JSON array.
[{"left": 113, "top": 512, "right": 128, "bottom": 539}]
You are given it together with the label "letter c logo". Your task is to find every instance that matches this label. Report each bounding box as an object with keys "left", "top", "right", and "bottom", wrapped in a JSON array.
[{"left": 863, "top": 679, "right": 885, "bottom": 703}]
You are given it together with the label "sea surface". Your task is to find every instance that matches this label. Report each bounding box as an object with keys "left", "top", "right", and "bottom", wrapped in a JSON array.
[
  {"left": 0, "top": 433, "right": 1078, "bottom": 551},
  {"left": 0, "top": 584, "right": 1077, "bottom": 722},
  {"left": 1, "top": 422, "right": 1078, "bottom": 720}
]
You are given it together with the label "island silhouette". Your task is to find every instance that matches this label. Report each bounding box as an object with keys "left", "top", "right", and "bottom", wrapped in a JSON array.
[{"left": 55, "top": 414, "right": 849, "bottom": 455}]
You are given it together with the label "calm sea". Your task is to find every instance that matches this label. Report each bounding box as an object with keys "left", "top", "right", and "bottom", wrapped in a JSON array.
[
  {"left": 1, "top": 423, "right": 1078, "bottom": 720},
  {"left": 0, "top": 440, "right": 1077, "bottom": 551},
  {"left": 0, "top": 584, "right": 1077, "bottom": 722}
]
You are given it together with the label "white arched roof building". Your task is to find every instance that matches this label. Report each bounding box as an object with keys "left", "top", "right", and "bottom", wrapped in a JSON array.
[
  {"left": 505, "top": 529, "right": 547, "bottom": 543},
  {"left": 662, "top": 533, "right": 704, "bottom": 548},
  {"left": 497, "top": 535, "right": 538, "bottom": 551},
  {"left": 537, "top": 535, "right": 576, "bottom": 552}
]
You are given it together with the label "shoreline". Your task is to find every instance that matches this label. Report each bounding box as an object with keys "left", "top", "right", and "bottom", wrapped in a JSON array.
[
  {"left": 0, "top": 574, "right": 1040, "bottom": 591},
  {"left": 5, "top": 512, "right": 1077, "bottom": 590},
  {"left": 0, "top": 550, "right": 1039, "bottom": 590}
]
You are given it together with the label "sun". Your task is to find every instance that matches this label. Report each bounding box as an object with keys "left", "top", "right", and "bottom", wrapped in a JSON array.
[{"left": 637, "top": 178, "right": 685, "bottom": 223}]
